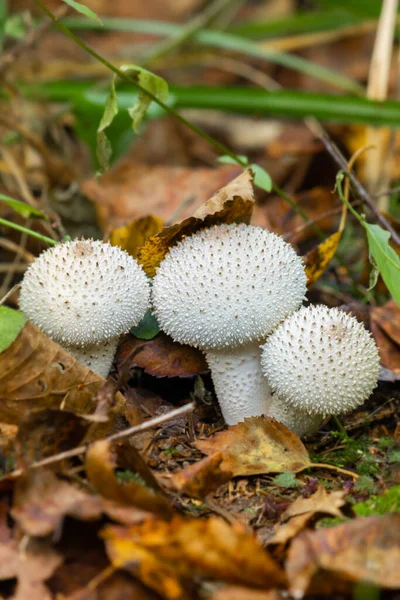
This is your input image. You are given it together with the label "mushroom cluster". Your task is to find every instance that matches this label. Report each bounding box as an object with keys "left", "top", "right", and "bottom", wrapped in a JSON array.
[
  {"left": 20, "top": 239, "right": 150, "bottom": 377},
  {"left": 152, "top": 223, "right": 380, "bottom": 434}
]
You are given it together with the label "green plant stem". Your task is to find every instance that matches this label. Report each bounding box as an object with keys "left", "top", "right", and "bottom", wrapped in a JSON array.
[{"left": 0, "top": 218, "right": 57, "bottom": 246}]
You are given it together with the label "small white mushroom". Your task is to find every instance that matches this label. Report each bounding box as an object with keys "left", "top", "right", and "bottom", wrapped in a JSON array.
[
  {"left": 20, "top": 239, "right": 150, "bottom": 376},
  {"left": 261, "top": 305, "right": 380, "bottom": 428},
  {"left": 267, "top": 395, "right": 324, "bottom": 438},
  {"left": 152, "top": 223, "right": 307, "bottom": 425},
  {"left": 64, "top": 337, "right": 119, "bottom": 379}
]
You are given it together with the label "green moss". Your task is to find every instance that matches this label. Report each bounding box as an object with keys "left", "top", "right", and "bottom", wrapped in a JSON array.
[{"left": 354, "top": 485, "right": 400, "bottom": 516}]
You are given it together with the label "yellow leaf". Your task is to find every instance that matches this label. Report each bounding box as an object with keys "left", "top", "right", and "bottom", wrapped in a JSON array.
[
  {"left": 304, "top": 231, "right": 342, "bottom": 289},
  {"left": 110, "top": 215, "right": 164, "bottom": 258}
]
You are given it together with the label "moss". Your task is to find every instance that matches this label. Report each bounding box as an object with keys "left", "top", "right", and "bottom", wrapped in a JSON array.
[{"left": 354, "top": 485, "right": 400, "bottom": 516}]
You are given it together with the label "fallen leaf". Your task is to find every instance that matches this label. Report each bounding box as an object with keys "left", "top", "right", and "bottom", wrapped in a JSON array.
[
  {"left": 110, "top": 215, "right": 164, "bottom": 258},
  {"left": 286, "top": 513, "right": 400, "bottom": 596},
  {"left": 116, "top": 333, "right": 208, "bottom": 378},
  {"left": 168, "top": 452, "right": 232, "bottom": 498},
  {"left": 371, "top": 300, "right": 400, "bottom": 373},
  {"left": 209, "top": 586, "right": 283, "bottom": 600},
  {"left": 15, "top": 408, "right": 89, "bottom": 467},
  {"left": 102, "top": 516, "right": 285, "bottom": 599},
  {"left": 195, "top": 417, "right": 311, "bottom": 477},
  {"left": 304, "top": 231, "right": 342, "bottom": 288},
  {"left": 11, "top": 469, "right": 104, "bottom": 537},
  {"left": 267, "top": 484, "right": 347, "bottom": 545},
  {"left": 0, "top": 323, "right": 126, "bottom": 430},
  {"left": 86, "top": 439, "right": 172, "bottom": 516},
  {"left": 83, "top": 163, "right": 240, "bottom": 230},
  {"left": 0, "top": 537, "right": 62, "bottom": 600},
  {"left": 137, "top": 169, "right": 255, "bottom": 276}
]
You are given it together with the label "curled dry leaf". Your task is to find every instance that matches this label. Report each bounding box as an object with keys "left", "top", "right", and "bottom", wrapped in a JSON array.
[
  {"left": 102, "top": 515, "right": 285, "bottom": 600},
  {"left": 370, "top": 299, "right": 400, "bottom": 374},
  {"left": 267, "top": 484, "right": 347, "bottom": 546},
  {"left": 137, "top": 169, "right": 255, "bottom": 277},
  {"left": 304, "top": 231, "right": 342, "bottom": 289},
  {"left": 86, "top": 439, "right": 172, "bottom": 516},
  {"left": 286, "top": 513, "right": 400, "bottom": 596},
  {"left": 0, "top": 538, "right": 62, "bottom": 600},
  {"left": 0, "top": 323, "right": 126, "bottom": 430},
  {"left": 116, "top": 333, "right": 208, "bottom": 378},
  {"left": 170, "top": 417, "right": 311, "bottom": 498}
]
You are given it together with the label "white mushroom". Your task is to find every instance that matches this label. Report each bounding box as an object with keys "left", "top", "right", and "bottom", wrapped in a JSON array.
[
  {"left": 261, "top": 305, "right": 380, "bottom": 429},
  {"left": 267, "top": 395, "right": 324, "bottom": 438},
  {"left": 20, "top": 239, "right": 150, "bottom": 376},
  {"left": 152, "top": 223, "right": 307, "bottom": 425}
]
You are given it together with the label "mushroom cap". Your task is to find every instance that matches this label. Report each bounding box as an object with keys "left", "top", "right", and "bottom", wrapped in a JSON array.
[
  {"left": 261, "top": 305, "right": 380, "bottom": 416},
  {"left": 267, "top": 395, "right": 323, "bottom": 437},
  {"left": 20, "top": 239, "right": 150, "bottom": 346},
  {"left": 152, "top": 223, "right": 307, "bottom": 350}
]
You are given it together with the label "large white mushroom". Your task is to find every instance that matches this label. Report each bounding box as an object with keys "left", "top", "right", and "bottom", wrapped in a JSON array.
[
  {"left": 261, "top": 305, "right": 380, "bottom": 435},
  {"left": 152, "top": 223, "right": 307, "bottom": 425},
  {"left": 20, "top": 239, "right": 150, "bottom": 377}
]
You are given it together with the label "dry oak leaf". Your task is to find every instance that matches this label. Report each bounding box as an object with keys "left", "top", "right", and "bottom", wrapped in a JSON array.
[
  {"left": 304, "top": 231, "right": 342, "bottom": 289},
  {"left": 137, "top": 169, "right": 255, "bottom": 277},
  {"left": 286, "top": 513, "right": 400, "bottom": 596},
  {"left": 86, "top": 439, "right": 172, "bottom": 516},
  {"left": 0, "top": 322, "right": 126, "bottom": 428},
  {"left": 194, "top": 416, "right": 311, "bottom": 477},
  {"left": 116, "top": 333, "right": 208, "bottom": 378},
  {"left": 267, "top": 483, "right": 347, "bottom": 546},
  {"left": 102, "top": 515, "right": 285, "bottom": 600},
  {"left": 0, "top": 537, "right": 62, "bottom": 600}
]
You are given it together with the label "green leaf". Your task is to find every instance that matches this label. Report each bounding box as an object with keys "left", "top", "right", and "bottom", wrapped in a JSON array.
[
  {"left": 364, "top": 222, "right": 400, "bottom": 307},
  {"left": 96, "top": 77, "right": 119, "bottom": 171},
  {"left": 130, "top": 309, "right": 160, "bottom": 340},
  {"left": 0, "top": 307, "right": 26, "bottom": 353},
  {"left": 250, "top": 164, "right": 272, "bottom": 192},
  {"left": 121, "top": 65, "right": 169, "bottom": 132},
  {"left": 0, "top": 194, "right": 45, "bottom": 219},
  {"left": 354, "top": 475, "right": 377, "bottom": 494},
  {"left": 60, "top": 0, "right": 102, "bottom": 24},
  {"left": 217, "top": 154, "right": 248, "bottom": 166},
  {"left": 272, "top": 471, "right": 301, "bottom": 488}
]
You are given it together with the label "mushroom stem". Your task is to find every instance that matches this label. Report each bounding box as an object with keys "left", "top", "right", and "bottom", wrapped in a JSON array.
[
  {"left": 267, "top": 394, "right": 324, "bottom": 438},
  {"left": 64, "top": 337, "right": 119, "bottom": 378},
  {"left": 205, "top": 343, "right": 273, "bottom": 426}
]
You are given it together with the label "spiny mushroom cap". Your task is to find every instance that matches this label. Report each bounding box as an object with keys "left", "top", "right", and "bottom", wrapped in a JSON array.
[
  {"left": 20, "top": 240, "right": 150, "bottom": 346},
  {"left": 152, "top": 223, "right": 307, "bottom": 350},
  {"left": 261, "top": 305, "right": 380, "bottom": 416}
]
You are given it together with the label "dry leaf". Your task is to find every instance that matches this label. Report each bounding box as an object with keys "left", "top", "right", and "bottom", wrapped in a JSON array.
[
  {"left": 0, "top": 538, "right": 62, "bottom": 600},
  {"left": 370, "top": 300, "right": 400, "bottom": 374},
  {"left": 168, "top": 452, "right": 232, "bottom": 498},
  {"left": 86, "top": 439, "right": 172, "bottom": 516},
  {"left": 110, "top": 215, "right": 164, "bottom": 258},
  {"left": 195, "top": 417, "right": 311, "bottom": 477},
  {"left": 116, "top": 333, "right": 208, "bottom": 378},
  {"left": 304, "top": 231, "right": 342, "bottom": 288},
  {"left": 0, "top": 323, "right": 126, "bottom": 429},
  {"left": 286, "top": 513, "right": 400, "bottom": 596},
  {"left": 102, "top": 515, "right": 284, "bottom": 599},
  {"left": 137, "top": 170, "right": 255, "bottom": 277},
  {"left": 267, "top": 484, "right": 347, "bottom": 545},
  {"left": 209, "top": 587, "right": 283, "bottom": 600}
]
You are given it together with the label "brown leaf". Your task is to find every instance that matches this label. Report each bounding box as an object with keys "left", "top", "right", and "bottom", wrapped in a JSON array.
[
  {"left": 195, "top": 417, "right": 311, "bottom": 477},
  {"left": 102, "top": 516, "right": 285, "bottom": 599},
  {"left": 168, "top": 452, "right": 232, "bottom": 498},
  {"left": 267, "top": 484, "right": 347, "bottom": 546},
  {"left": 15, "top": 408, "right": 89, "bottom": 467},
  {"left": 11, "top": 469, "right": 104, "bottom": 537},
  {"left": 304, "top": 231, "right": 342, "bottom": 288},
  {"left": 0, "top": 323, "right": 126, "bottom": 430},
  {"left": 0, "top": 537, "right": 62, "bottom": 600},
  {"left": 116, "top": 333, "right": 208, "bottom": 378},
  {"left": 371, "top": 300, "right": 400, "bottom": 373},
  {"left": 86, "top": 439, "right": 172, "bottom": 516},
  {"left": 137, "top": 170, "right": 255, "bottom": 277},
  {"left": 110, "top": 215, "right": 164, "bottom": 258},
  {"left": 286, "top": 514, "right": 400, "bottom": 596},
  {"left": 209, "top": 587, "right": 283, "bottom": 600},
  {"left": 83, "top": 163, "right": 241, "bottom": 230}
]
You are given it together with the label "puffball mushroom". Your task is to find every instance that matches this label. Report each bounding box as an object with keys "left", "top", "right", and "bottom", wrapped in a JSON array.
[
  {"left": 19, "top": 239, "right": 150, "bottom": 377},
  {"left": 152, "top": 223, "right": 307, "bottom": 425},
  {"left": 261, "top": 305, "right": 380, "bottom": 433}
]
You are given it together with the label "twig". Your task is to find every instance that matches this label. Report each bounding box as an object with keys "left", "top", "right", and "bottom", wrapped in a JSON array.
[
  {"left": 3, "top": 402, "right": 195, "bottom": 479},
  {"left": 308, "top": 124, "right": 400, "bottom": 246},
  {"left": 0, "top": 4, "right": 69, "bottom": 75}
]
